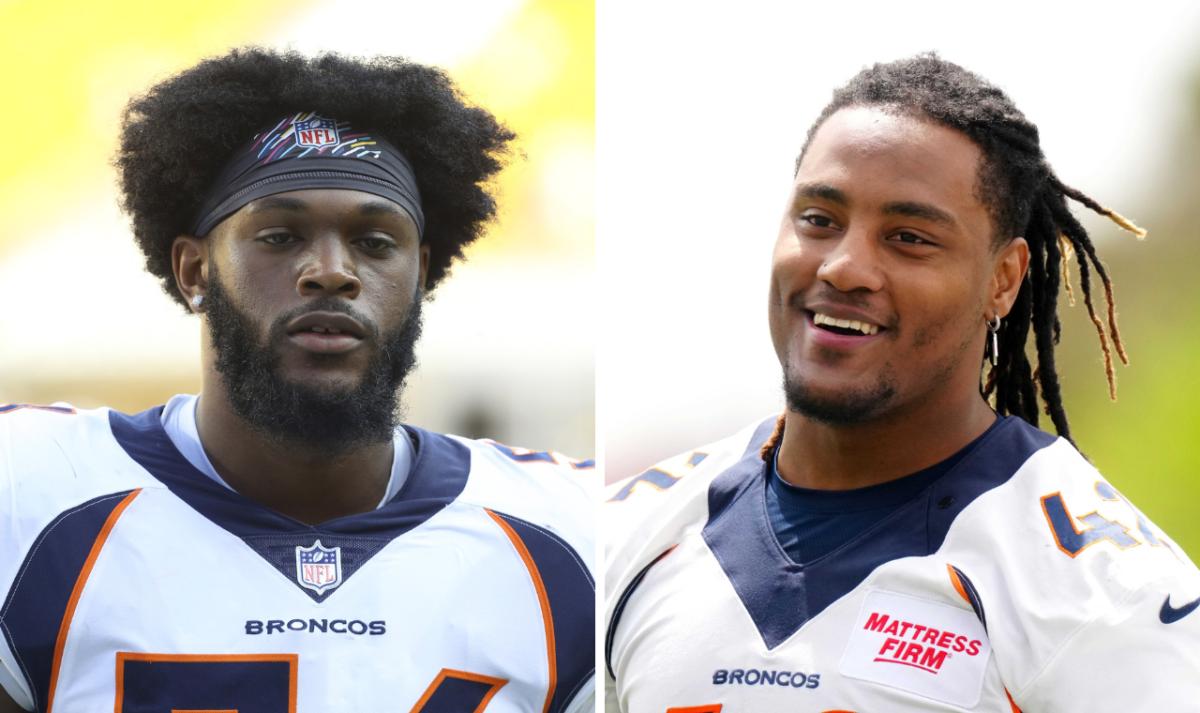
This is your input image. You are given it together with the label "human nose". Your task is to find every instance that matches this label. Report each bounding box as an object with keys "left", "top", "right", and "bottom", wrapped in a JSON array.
[
  {"left": 297, "top": 236, "right": 361, "bottom": 299},
  {"left": 814, "top": 226, "right": 884, "bottom": 293}
]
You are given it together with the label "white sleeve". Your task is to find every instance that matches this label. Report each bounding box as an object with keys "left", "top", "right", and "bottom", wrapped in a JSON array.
[
  {"left": 0, "top": 416, "right": 34, "bottom": 711},
  {"left": 1015, "top": 574, "right": 1200, "bottom": 711}
]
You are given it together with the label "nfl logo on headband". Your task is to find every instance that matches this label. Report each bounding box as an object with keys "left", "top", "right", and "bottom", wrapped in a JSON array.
[
  {"left": 189, "top": 111, "right": 426, "bottom": 239},
  {"left": 294, "top": 116, "right": 339, "bottom": 149}
]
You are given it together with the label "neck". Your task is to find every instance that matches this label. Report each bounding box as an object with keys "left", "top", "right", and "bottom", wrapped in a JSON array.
[
  {"left": 194, "top": 378, "right": 394, "bottom": 524},
  {"left": 776, "top": 388, "right": 996, "bottom": 491}
]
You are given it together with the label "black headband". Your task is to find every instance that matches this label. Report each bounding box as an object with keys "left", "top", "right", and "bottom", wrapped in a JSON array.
[{"left": 189, "top": 112, "right": 425, "bottom": 239}]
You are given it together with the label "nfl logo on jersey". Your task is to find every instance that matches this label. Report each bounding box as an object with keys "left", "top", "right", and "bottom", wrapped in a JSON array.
[
  {"left": 295, "top": 540, "right": 342, "bottom": 595},
  {"left": 294, "top": 116, "right": 339, "bottom": 148}
]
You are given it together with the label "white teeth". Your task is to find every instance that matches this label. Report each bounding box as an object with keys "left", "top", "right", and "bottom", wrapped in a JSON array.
[{"left": 813, "top": 312, "right": 880, "bottom": 336}]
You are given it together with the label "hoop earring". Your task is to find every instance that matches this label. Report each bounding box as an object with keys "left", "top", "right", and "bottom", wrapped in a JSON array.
[{"left": 987, "top": 314, "right": 1002, "bottom": 366}]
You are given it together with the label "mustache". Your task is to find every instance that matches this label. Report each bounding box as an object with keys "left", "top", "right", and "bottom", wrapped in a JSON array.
[
  {"left": 790, "top": 287, "right": 898, "bottom": 330},
  {"left": 268, "top": 298, "right": 380, "bottom": 342},
  {"left": 790, "top": 287, "right": 873, "bottom": 312}
]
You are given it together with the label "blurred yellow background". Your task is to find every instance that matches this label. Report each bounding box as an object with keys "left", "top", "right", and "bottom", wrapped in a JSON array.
[{"left": 0, "top": 0, "right": 594, "bottom": 457}]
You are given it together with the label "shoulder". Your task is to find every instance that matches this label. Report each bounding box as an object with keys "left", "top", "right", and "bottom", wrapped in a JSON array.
[
  {"left": 978, "top": 421, "right": 1195, "bottom": 581},
  {"left": 0, "top": 401, "right": 96, "bottom": 448},
  {"left": 0, "top": 402, "right": 149, "bottom": 494},
  {"left": 0, "top": 402, "right": 165, "bottom": 626},
  {"left": 440, "top": 433, "right": 597, "bottom": 713},
  {"left": 411, "top": 427, "right": 596, "bottom": 570},
  {"left": 0, "top": 399, "right": 166, "bottom": 505},
  {"left": 939, "top": 421, "right": 1200, "bottom": 697},
  {"left": 1028, "top": 429, "right": 1198, "bottom": 590},
  {"left": 946, "top": 417, "right": 1198, "bottom": 596},
  {"left": 603, "top": 416, "right": 777, "bottom": 597},
  {"left": 447, "top": 431, "right": 596, "bottom": 514},
  {"left": 606, "top": 415, "right": 777, "bottom": 505}
]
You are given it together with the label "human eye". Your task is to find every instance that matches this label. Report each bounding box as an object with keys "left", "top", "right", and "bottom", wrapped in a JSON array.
[
  {"left": 354, "top": 234, "right": 398, "bottom": 252},
  {"left": 796, "top": 211, "right": 838, "bottom": 231},
  {"left": 256, "top": 231, "right": 299, "bottom": 246},
  {"left": 888, "top": 230, "right": 935, "bottom": 246}
]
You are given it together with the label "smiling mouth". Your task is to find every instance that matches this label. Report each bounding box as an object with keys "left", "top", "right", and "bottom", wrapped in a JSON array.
[{"left": 809, "top": 311, "right": 883, "bottom": 337}]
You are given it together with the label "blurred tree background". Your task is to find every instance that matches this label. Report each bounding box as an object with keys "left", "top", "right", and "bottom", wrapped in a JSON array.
[{"left": 1060, "top": 60, "right": 1200, "bottom": 559}]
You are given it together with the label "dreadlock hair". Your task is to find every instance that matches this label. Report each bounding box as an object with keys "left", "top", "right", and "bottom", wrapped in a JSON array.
[
  {"left": 117, "top": 48, "right": 514, "bottom": 310},
  {"left": 794, "top": 54, "right": 1143, "bottom": 444}
]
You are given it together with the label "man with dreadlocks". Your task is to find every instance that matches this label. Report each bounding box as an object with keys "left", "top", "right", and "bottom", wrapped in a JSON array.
[
  {"left": 605, "top": 54, "right": 1199, "bottom": 712},
  {"left": 0, "top": 50, "right": 594, "bottom": 713}
]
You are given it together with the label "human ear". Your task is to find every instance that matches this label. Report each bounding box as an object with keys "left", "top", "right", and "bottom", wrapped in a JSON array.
[
  {"left": 990, "top": 237, "right": 1029, "bottom": 318},
  {"left": 172, "top": 235, "right": 209, "bottom": 312},
  {"left": 418, "top": 244, "right": 431, "bottom": 292}
]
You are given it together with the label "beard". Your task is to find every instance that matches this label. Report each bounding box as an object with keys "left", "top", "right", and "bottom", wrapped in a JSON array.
[
  {"left": 203, "top": 271, "right": 424, "bottom": 455},
  {"left": 781, "top": 321, "right": 976, "bottom": 426},
  {"left": 782, "top": 365, "right": 897, "bottom": 426}
]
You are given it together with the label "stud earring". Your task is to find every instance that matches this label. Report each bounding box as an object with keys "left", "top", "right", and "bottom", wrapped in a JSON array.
[{"left": 191, "top": 294, "right": 205, "bottom": 310}]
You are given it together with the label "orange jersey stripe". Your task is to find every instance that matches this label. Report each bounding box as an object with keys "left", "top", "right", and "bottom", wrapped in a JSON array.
[
  {"left": 485, "top": 509, "right": 557, "bottom": 713},
  {"left": 408, "top": 668, "right": 507, "bottom": 713},
  {"left": 947, "top": 563, "right": 971, "bottom": 603},
  {"left": 46, "top": 488, "right": 141, "bottom": 713}
]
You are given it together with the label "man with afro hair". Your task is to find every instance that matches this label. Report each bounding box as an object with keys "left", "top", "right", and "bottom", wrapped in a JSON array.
[{"left": 0, "top": 49, "right": 594, "bottom": 713}]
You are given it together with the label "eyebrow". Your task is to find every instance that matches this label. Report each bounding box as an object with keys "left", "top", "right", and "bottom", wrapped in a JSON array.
[
  {"left": 356, "top": 200, "right": 408, "bottom": 218},
  {"left": 794, "top": 182, "right": 957, "bottom": 227},
  {"left": 795, "top": 182, "right": 847, "bottom": 204},
  {"left": 882, "top": 200, "right": 957, "bottom": 227}
]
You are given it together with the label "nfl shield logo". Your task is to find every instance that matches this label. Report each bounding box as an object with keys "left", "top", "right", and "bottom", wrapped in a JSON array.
[
  {"left": 295, "top": 540, "right": 342, "bottom": 595},
  {"left": 293, "top": 116, "right": 339, "bottom": 148}
]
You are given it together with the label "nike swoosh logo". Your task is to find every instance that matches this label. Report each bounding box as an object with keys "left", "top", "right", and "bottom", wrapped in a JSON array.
[{"left": 1159, "top": 594, "right": 1200, "bottom": 624}]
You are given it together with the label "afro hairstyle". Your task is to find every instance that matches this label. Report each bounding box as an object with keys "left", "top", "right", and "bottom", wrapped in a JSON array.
[{"left": 116, "top": 47, "right": 514, "bottom": 309}]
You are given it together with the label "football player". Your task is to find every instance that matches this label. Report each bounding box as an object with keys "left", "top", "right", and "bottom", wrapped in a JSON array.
[
  {"left": 605, "top": 54, "right": 1200, "bottom": 711},
  {"left": 0, "top": 49, "right": 594, "bottom": 712}
]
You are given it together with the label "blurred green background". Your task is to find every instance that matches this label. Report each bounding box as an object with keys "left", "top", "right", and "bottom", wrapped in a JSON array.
[{"left": 1059, "top": 66, "right": 1200, "bottom": 559}]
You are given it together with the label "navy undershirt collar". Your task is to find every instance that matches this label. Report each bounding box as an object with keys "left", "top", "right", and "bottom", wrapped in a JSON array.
[
  {"left": 764, "top": 418, "right": 1000, "bottom": 564},
  {"left": 701, "top": 414, "right": 1055, "bottom": 648}
]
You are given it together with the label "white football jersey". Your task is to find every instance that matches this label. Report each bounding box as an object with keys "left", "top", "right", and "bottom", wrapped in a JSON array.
[
  {"left": 605, "top": 416, "right": 1200, "bottom": 712},
  {"left": 0, "top": 403, "right": 595, "bottom": 713}
]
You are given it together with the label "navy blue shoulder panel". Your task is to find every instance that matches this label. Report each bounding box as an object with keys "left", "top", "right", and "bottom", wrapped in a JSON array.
[
  {"left": 489, "top": 512, "right": 594, "bottom": 713},
  {"left": 702, "top": 416, "right": 1055, "bottom": 649},
  {"left": 1, "top": 489, "right": 136, "bottom": 712},
  {"left": 924, "top": 418, "right": 1056, "bottom": 544},
  {"left": 108, "top": 407, "right": 471, "bottom": 602}
]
